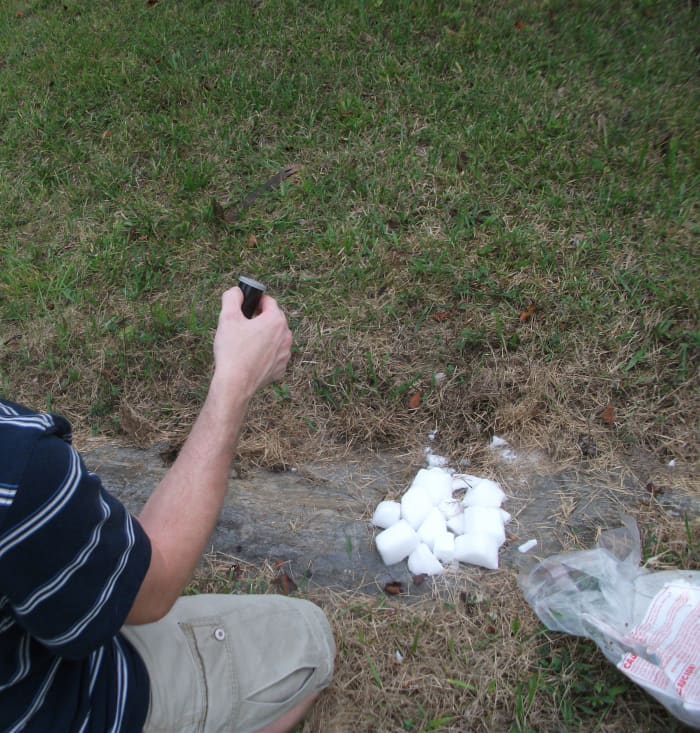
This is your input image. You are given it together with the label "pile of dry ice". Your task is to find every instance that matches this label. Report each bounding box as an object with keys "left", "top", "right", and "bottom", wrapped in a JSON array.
[{"left": 371, "top": 442, "right": 532, "bottom": 574}]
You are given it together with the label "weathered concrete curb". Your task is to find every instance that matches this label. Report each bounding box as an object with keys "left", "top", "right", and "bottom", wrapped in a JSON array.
[{"left": 83, "top": 442, "right": 697, "bottom": 595}]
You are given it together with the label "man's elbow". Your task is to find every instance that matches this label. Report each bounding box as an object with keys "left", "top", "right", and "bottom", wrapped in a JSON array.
[
  {"left": 125, "top": 599, "right": 171, "bottom": 626},
  {"left": 125, "top": 546, "right": 177, "bottom": 625}
]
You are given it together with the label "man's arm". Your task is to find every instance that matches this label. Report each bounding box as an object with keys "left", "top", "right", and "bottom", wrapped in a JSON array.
[{"left": 126, "top": 287, "right": 292, "bottom": 624}]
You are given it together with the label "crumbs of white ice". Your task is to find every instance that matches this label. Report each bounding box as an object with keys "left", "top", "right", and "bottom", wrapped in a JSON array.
[
  {"left": 518, "top": 539, "right": 537, "bottom": 554},
  {"left": 371, "top": 438, "right": 511, "bottom": 574},
  {"left": 424, "top": 449, "right": 449, "bottom": 468},
  {"left": 489, "top": 435, "right": 517, "bottom": 463}
]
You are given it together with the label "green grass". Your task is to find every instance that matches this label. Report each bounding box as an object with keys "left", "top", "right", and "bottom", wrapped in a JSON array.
[
  {"left": 1, "top": 5, "right": 698, "bottom": 724},
  {"left": 2, "top": 1, "right": 697, "bottom": 450}
]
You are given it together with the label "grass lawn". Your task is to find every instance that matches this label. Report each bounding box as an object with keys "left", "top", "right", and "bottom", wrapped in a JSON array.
[{"left": 1, "top": 1, "right": 698, "bottom": 730}]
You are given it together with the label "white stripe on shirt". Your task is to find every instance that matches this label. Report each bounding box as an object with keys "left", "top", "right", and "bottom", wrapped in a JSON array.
[
  {"left": 0, "top": 634, "right": 31, "bottom": 692},
  {"left": 5, "top": 657, "right": 62, "bottom": 733},
  {"left": 36, "top": 511, "right": 137, "bottom": 647},
  {"left": 14, "top": 496, "right": 112, "bottom": 616},
  {"left": 109, "top": 637, "right": 129, "bottom": 733},
  {"left": 0, "top": 447, "right": 82, "bottom": 558}
]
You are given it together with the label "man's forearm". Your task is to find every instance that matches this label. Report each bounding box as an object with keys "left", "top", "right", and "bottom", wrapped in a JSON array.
[
  {"left": 125, "top": 287, "right": 292, "bottom": 624},
  {"left": 127, "top": 378, "right": 250, "bottom": 623}
]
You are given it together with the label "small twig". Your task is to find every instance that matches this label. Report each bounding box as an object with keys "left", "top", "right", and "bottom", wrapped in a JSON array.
[{"left": 212, "top": 164, "right": 302, "bottom": 223}]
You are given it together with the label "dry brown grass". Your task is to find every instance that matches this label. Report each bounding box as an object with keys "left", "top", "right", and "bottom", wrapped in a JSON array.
[{"left": 190, "top": 542, "right": 698, "bottom": 733}]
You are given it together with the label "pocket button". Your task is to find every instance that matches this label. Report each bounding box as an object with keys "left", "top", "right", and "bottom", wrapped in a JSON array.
[{"left": 214, "top": 627, "right": 226, "bottom": 641}]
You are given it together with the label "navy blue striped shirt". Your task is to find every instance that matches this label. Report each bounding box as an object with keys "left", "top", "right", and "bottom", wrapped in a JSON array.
[{"left": 0, "top": 399, "right": 151, "bottom": 733}]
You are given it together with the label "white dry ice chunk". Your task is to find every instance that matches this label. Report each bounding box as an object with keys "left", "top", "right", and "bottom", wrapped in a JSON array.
[
  {"left": 462, "top": 506, "right": 506, "bottom": 546},
  {"left": 454, "top": 533, "right": 500, "bottom": 570},
  {"left": 451, "top": 475, "right": 470, "bottom": 491},
  {"left": 499, "top": 509, "right": 512, "bottom": 524},
  {"left": 400, "top": 485, "right": 434, "bottom": 529},
  {"left": 417, "top": 508, "right": 447, "bottom": 551},
  {"left": 456, "top": 474, "right": 490, "bottom": 489},
  {"left": 375, "top": 520, "right": 419, "bottom": 566},
  {"left": 446, "top": 514, "right": 465, "bottom": 535},
  {"left": 437, "top": 498, "right": 462, "bottom": 519},
  {"left": 371, "top": 500, "right": 401, "bottom": 529},
  {"left": 433, "top": 531, "right": 456, "bottom": 563},
  {"left": 462, "top": 478, "right": 506, "bottom": 508},
  {"left": 410, "top": 467, "right": 453, "bottom": 505},
  {"left": 490, "top": 435, "right": 509, "bottom": 449},
  {"left": 518, "top": 539, "right": 537, "bottom": 553},
  {"left": 407, "top": 543, "right": 444, "bottom": 576}
]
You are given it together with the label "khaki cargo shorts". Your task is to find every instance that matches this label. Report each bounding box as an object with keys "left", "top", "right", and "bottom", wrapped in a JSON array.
[{"left": 122, "top": 593, "right": 334, "bottom": 733}]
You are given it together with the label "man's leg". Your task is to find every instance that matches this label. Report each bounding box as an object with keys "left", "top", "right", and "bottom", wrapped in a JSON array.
[
  {"left": 122, "top": 594, "right": 334, "bottom": 733},
  {"left": 254, "top": 692, "right": 320, "bottom": 733}
]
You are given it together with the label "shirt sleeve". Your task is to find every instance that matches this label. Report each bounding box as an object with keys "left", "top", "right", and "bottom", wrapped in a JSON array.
[{"left": 0, "top": 432, "right": 151, "bottom": 660}]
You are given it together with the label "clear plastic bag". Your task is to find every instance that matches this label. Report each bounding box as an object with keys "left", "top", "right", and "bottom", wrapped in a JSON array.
[{"left": 519, "top": 516, "right": 700, "bottom": 729}]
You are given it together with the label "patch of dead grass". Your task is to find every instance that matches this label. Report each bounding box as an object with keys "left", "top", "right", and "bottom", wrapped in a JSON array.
[{"left": 190, "top": 548, "right": 695, "bottom": 732}]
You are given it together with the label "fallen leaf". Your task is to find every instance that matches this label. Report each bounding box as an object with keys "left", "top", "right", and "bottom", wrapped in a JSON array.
[
  {"left": 407, "top": 391, "right": 422, "bottom": 410},
  {"left": 247, "top": 233, "right": 258, "bottom": 248},
  {"left": 600, "top": 402, "right": 616, "bottom": 425},
  {"left": 519, "top": 303, "right": 536, "bottom": 321},
  {"left": 645, "top": 482, "right": 664, "bottom": 496},
  {"left": 100, "top": 129, "right": 112, "bottom": 139},
  {"left": 514, "top": 19, "right": 526, "bottom": 29},
  {"left": 432, "top": 310, "right": 452, "bottom": 322},
  {"left": 412, "top": 574, "right": 427, "bottom": 586},
  {"left": 15, "top": 11, "right": 24, "bottom": 18},
  {"left": 272, "top": 571, "right": 297, "bottom": 595},
  {"left": 384, "top": 581, "right": 403, "bottom": 595}
]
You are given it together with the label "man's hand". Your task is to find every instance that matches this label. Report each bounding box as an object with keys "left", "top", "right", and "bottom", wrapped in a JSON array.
[
  {"left": 126, "top": 288, "right": 292, "bottom": 624},
  {"left": 212, "top": 287, "right": 293, "bottom": 399}
]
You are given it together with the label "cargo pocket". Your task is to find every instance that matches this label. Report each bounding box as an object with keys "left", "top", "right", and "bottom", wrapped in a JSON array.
[
  {"left": 179, "top": 618, "right": 237, "bottom": 733},
  {"left": 246, "top": 666, "right": 316, "bottom": 704}
]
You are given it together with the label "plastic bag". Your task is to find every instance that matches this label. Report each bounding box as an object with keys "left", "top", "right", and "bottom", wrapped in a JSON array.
[{"left": 519, "top": 516, "right": 700, "bottom": 729}]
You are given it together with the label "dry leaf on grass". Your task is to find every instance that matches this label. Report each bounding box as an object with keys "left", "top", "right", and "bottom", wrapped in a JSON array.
[
  {"left": 272, "top": 571, "right": 297, "bottom": 595},
  {"left": 383, "top": 581, "right": 403, "bottom": 595},
  {"left": 407, "top": 392, "right": 422, "bottom": 410},
  {"left": 600, "top": 402, "right": 616, "bottom": 426},
  {"left": 432, "top": 310, "right": 452, "bottom": 322}
]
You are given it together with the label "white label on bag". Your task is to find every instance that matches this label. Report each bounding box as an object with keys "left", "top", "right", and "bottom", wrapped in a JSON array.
[{"left": 618, "top": 581, "right": 700, "bottom": 709}]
